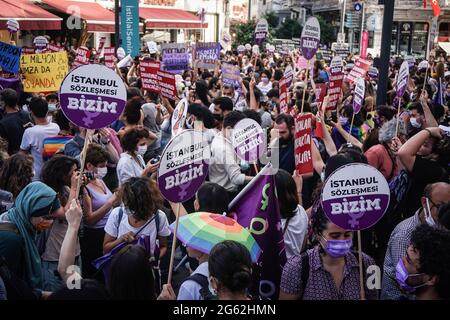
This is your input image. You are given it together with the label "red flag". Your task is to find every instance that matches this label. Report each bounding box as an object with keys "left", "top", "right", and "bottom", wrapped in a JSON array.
[{"left": 429, "top": 0, "right": 441, "bottom": 17}]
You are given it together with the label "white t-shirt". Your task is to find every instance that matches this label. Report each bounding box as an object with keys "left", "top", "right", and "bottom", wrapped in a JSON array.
[
  {"left": 20, "top": 122, "right": 60, "bottom": 181},
  {"left": 116, "top": 153, "right": 146, "bottom": 185},
  {"left": 281, "top": 205, "right": 309, "bottom": 259},
  {"left": 177, "top": 261, "right": 210, "bottom": 300},
  {"left": 257, "top": 81, "right": 273, "bottom": 96},
  {"left": 104, "top": 207, "right": 171, "bottom": 254}
]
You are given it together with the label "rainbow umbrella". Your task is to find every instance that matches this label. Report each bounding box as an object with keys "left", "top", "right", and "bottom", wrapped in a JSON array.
[{"left": 169, "top": 212, "right": 261, "bottom": 263}]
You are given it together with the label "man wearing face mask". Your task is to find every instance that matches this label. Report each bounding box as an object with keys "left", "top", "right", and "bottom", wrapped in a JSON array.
[
  {"left": 221, "top": 84, "right": 239, "bottom": 106},
  {"left": 0, "top": 89, "right": 32, "bottom": 155},
  {"left": 211, "top": 97, "right": 233, "bottom": 131},
  {"left": 394, "top": 224, "right": 450, "bottom": 300},
  {"left": 381, "top": 182, "right": 450, "bottom": 300}
]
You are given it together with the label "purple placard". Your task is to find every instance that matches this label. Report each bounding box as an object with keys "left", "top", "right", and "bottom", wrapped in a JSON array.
[
  {"left": 397, "top": 61, "right": 409, "bottom": 98},
  {"left": 221, "top": 63, "right": 241, "bottom": 88},
  {"left": 300, "top": 17, "right": 320, "bottom": 60},
  {"left": 255, "top": 19, "right": 268, "bottom": 46},
  {"left": 353, "top": 78, "right": 365, "bottom": 114},
  {"left": 7, "top": 19, "right": 19, "bottom": 33},
  {"left": 59, "top": 64, "right": 127, "bottom": 129},
  {"left": 161, "top": 43, "right": 189, "bottom": 75},
  {"left": 321, "top": 163, "right": 390, "bottom": 231},
  {"left": 158, "top": 130, "right": 211, "bottom": 203},
  {"left": 33, "top": 36, "right": 48, "bottom": 50},
  {"left": 232, "top": 119, "right": 266, "bottom": 162},
  {"left": 195, "top": 42, "right": 220, "bottom": 69},
  {"left": 368, "top": 66, "right": 378, "bottom": 79}
]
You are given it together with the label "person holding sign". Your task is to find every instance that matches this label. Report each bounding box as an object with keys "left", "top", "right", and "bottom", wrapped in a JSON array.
[
  {"left": 280, "top": 207, "right": 378, "bottom": 300},
  {"left": 117, "top": 127, "right": 159, "bottom": 185}
]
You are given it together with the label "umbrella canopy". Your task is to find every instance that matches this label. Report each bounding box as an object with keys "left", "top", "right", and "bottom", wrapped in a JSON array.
[{"left": 169, "top": 212, "right": 261, "bottom": 263}]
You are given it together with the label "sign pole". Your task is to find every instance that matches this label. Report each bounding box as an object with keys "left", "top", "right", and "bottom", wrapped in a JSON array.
[
  {"left": 395, "top": 97, "right": 402, "bottom": 137},
  {"left": 358, "top": 230, "right": 366, "bottom": 300},
  {"left": 347, "top": 112, "right": 355, "bottom": 143},
  {"left": 76, "top": 129, "right": 94, "bottom": 196},
  {"left": 167, "top": 203, "right": 181, "bottom": 285},
  {"left": 300, "top": 60, "right": 310, "bottom": 114}
]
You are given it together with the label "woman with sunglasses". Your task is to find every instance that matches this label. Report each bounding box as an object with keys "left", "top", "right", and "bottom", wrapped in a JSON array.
[{"left": 0, "top": 182, "right": 64, "bottom": 299}]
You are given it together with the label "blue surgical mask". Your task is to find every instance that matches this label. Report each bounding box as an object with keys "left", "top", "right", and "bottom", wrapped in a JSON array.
[
  {"left": 321, "top": 236, "right": 352, "bottom": 258},
  {"left": 395, "top": 259, "right": 426, "bottom": 293}
]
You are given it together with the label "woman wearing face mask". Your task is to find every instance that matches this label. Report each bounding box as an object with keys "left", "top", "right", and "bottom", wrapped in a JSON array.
[
  {"left": 81, "top": 144, "right": 118, "bottom": 279},
  {"left": 0, "top": 182, "right": 64, "bottom": 299},
  {"left": 279, "top": 207, "right": 378, "bottom": 300},
  {"left": 330, "top": 105, "right": 362, "bottom": 150},
  {"left": 256, "top": 69, "right": 273, "bottom": 96},
  {"left": 117, "top": 127, "right": 158, "bottom": 185}
]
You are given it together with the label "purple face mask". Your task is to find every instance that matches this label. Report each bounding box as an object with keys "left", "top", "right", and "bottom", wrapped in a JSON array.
[
  {"left": 395, "top": 259, "right": 426, "bottom": 293},
  {"left": 321, "top": 236, "right": 352, "bottom": 258}
]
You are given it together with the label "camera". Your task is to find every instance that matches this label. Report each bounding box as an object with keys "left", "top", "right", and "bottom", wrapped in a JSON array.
[
  {"left": 150, "top": 155, "right": 161, "bottom": 165},
  {"left": 83, "top": 171, "right": 94, "bottom": 181}
]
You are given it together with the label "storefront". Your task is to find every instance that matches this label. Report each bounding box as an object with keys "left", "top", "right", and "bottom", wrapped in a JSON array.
[{"left": 391, "top": 21, "right": 429, "bottom": 58}]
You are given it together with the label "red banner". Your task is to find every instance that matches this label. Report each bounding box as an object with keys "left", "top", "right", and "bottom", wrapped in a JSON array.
[
  {"left": 73, "top": 47, "right": 90, "bottom": 68},
  {"left": 295, "top": 113, "right": 313, "bottom": 175},
  {"left": 328, "top": 63, "right": 344, "bottom": 111},
  {"left": 346, "top": 58, "right": 370, "bottom": 83},
  {"left": 140, "top": 60, "right": 160, "bottom": 93},
  {"left": 157, "top": 69, "right": 177, "bottom": 101},
  {"left": 98, "top": 36, "right": 107, "bottom": 52},
  {"left": 47, "top": 44, "right": 64, "bottom": 52},
  {"left": 361, "top": 31, "right": 369, "bottom": 59},
  {"left": 22, "top": 47, "right": 35, "bottom": 54},
  {"left": 279, "top": 76, "right": 289, "bottom": 114},
  {"left": 103, "top": 47, "right": 115, "bottom": 69},
  {"left": 315, "top": 83, "right": 327, "bottom": 112}
]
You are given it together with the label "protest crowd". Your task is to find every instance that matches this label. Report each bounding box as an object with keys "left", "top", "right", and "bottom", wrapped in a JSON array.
[{"left": 0, "top": 15, "right": 450, "bottom": 302}]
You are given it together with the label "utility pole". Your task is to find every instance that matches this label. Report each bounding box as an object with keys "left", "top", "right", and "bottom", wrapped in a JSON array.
[
  {"left": 359, "top": 1, "right": 365, "bottom": 52},
  {"left": 376, "top": 0, "right": 395, "bottom": 106},
  {"left": 339, "top": 0, "right": 347, "bottom": 42},
  {"left": 115, "top": 0, "right": 120, "bottom": 52}
]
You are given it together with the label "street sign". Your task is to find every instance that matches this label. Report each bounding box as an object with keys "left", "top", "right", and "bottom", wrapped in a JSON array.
[{"left": 354, "top": 2, "right": 362, "bottom": 11}]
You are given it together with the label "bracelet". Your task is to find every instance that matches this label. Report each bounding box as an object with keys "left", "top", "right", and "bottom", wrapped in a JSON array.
[{"left": 424, "top": 128, "right": 432, "bottom": 138}]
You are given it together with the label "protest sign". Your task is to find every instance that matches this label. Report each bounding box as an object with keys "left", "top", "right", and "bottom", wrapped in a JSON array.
[
  {"left": 104, "top": 47, "right": 115, "bottom": 69},
  {"left": 157, "top": 69, "right": 177, "bottom": 101},
  {"left": 255, "top": 18, "right": 269, "bottom": 46},
  {"left": 158, "top": 129, "right": 210, "bottom": 203},
  {"left": 33, "top": 36, "right": 48, "bottom": 50},
  {"left": 117, "top": 47, "right": 126, "bottom": 60},
  {"left": 220, "top": 31, "right": 232, "bottom": 49},
  {"left": 161, "top": 43, "right": 189, "bottom": 74},
  {"left": 237, "top": 45, "right": 246, "bottom": 54},
  {"left": 47, "top": 44, "right": 64, "bottom": 52},
  {"left": 317, "top": 45, "right": 332, "bottom": 63},
  {"left": 279, "top": 77, "right": 289, "bottom": 114},
  {"left": 147, "top": 41, "right": 158, "bottom": 54},
  {"left": 7, "top": 19, "right": 19, "bottom": 33},
  {"left": 98, "top": 36, "right": 107, "bottom": 53},
  {"left": 284, "top": 65, "right": 294, "bottom": 87},
  {"left": 353, "top": 78, "right": 365, "bottom": 114},
  {"left": 59, "top": 64, "right": 127, "bottom": 130},
  {"left": 327, "top": 56, "right": 344, "bottom": 111},
  {"left": 295, "top": 113, "right": 313, "bottom": 175},
  {"left": 315, "top": 83, "right": 327, "bottom": 112},
  {"left": 221, "top": 63, "right": 240, "bottom": 88},
  {"left": 120, "top": 0, "right": 140, "bottom": 57},
  {"left": 368, "top": 66, "right": 378, "bottom": 79},
  {"left": 117, "top": 54, "right": 133, "bottom": 68},
  {"left": 0, "top": 77, "right": 21, "bottom": 93},
  {"left": 396, "top": 61, "right": 409, "bottom": 98},
  {"left": 171, "top": 98, "right": 188, "bottom": 137},
  {"left": 332, "top": 42, "right": 350, "bottom": 59},
  {"left": 232, "top": 119, "right": 266, "bottom": 163},
  {"left": 361, "top": 31, "right": 369, "bottom": 59},
  {"left": 73, "top": 47, "right": 91, "bottom": 68},
  {"left": 297, "top": 56, "right": 315, "bottom": 72},
  {"left": 22, "top": 47, "right": 35, "bottom": 55},
  {"left": 300, "top": 17, "right": 320, "bottom": 60},
  {"left": 195, "top": 42, "right": 220, "bottom": 69},
  {"left": 20, "top": 51, "right": 68, "bottom": 93},
  {"left": 346, "top": 58, "right": 370, "bottom": 83},
  {"left": 0, "top": 41, "right": 21, "bottom": 73},
  {"left": 273, "top": 39, "right": 296, "bottom": 55},
  {"left": 245, "top": 43, "right": 252, "bottom": 51},
  {"left": 404, "top": 55, "right": 415, "bottom": 68},
  {"left": 252, "top": 44, "right": 260, "bottom": 55},
  {"left": 321, "top": 163, "right": 390, "bottom": 231},
  {"left": 140, "top": 60, "right": 160, "bottom": 92}
]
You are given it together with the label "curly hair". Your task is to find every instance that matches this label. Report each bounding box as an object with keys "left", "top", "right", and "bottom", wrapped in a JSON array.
[
  {"left": 0, "top": 153, "right": 33, "bottom": 198},
  {"left": 410, "top": 224, "right": 450, "bottom": 299},
  {"left": 118, "top": 177, "right": 163, "bottom": 221},
  {"left": 41, "top": 155, "right": 79, "bottom": 195},
  {"left": 120, "top": 127, "right": 150, "bottom": 154},
  {"left": 85, "top": 144, "right": 110, "bottom": 168}
]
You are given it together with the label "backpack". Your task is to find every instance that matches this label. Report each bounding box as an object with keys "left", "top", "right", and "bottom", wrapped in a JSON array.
[
  {"left": 185, "top": 273, "right": 217, "bottom": 300},
  {"left": 0, "top": 255, "right": 37, "bottom": 300},
  {"left": 42, "top": 136, "right": 74, "bottom": 161}
]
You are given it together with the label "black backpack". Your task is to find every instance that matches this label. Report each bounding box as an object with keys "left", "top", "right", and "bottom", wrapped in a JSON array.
[{"left": 184, "top": 273, "right": 217, "bottom": 300}]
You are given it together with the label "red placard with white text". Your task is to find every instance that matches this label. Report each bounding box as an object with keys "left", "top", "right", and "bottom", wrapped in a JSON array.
[
  {"left": 279, "top": 77, "right": 289, "bottom": 114},
  {"left": 98, "top": 36, "right": 106, "bottom": 53},
  {"left": 315, "top": 83, "right": 327, "bottom": 112},
  {"left": 157, "top": 69, "right": 177, "bottom": 101},
  {"left": 103, "top": 47, "right": 115, "bottom": 69},
  {"left": 345, "top": 58, "right": 370, "bottom": 83},
  {"left": 73, "top": 47, "right": 90, "bottom": 68},
  {"left": 295, "top": 113, "right": 313, "bottom": 175},
  {"left": 140, "top": 60, "right": 160, "bottom": 93},
  {"left": 47, "top": 44, "right": 64, "bottom": 52}
]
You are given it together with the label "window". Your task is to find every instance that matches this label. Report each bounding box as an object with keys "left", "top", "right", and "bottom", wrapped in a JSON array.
[{"left": 411, "top": 22, "right": 428, "bottom": 58}]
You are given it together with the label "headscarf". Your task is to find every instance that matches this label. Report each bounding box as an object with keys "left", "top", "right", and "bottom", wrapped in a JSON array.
[{"left": 5, "top": 182, "right": 58, "bottom": 295}]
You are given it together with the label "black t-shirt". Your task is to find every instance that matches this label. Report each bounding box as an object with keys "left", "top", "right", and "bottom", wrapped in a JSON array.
[
  {"left": 279, "top": 140, "right": 295, "bottom": 175},
  {"left": 403, "top": 156, "right": 449, "bottom": 217},
  {"left": 0, "top": 111, "right": 31, "bottom": 154}
]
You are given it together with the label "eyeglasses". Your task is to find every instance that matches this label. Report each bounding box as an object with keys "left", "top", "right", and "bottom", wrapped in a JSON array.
[{"left": 428, "top": 198, "right": 443, "bottom": 212}]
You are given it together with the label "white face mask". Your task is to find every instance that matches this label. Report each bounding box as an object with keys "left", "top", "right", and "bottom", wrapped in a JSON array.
[
  {"left": 425, "top": 198, "right": 437, "bottom": 227},
  {"left": 410, "top": 117, "right": 421, "bottom": 128},
  {"left": 185, "top": 80, "right": 192, "bottom": 88},
  {"left": 48, "top": 103, "right": 57, "bottom": 112},
  {"left": 137, "top": 145, "right": 147, "bottom": 156},
  {"left": 95, "top": 167, "right": 108, "bottom": 179}
]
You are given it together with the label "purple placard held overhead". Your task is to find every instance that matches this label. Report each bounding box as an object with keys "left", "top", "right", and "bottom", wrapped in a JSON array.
[
  {"left": 221, "top": 63, "right": 241, "bottom": 88},
  {"left": 321, "top": 163, "right": 390, "bottom": 231},
  {"left": 158, "top": 130, "right": 211, "bottom": 203},
  {"left": 195, "top": 42, "right": 221, "bottom": 69},
  {"left": 300, "top": 17, "right": 320, "bottom": 60},
  {"left": 59, "top": 64, "right": 127, "bottom": 129},
  {"left": 353, "top": 78, "right": 365, "bottom": 114},
  {"left": 255, "top": 19, "right": 269, "bottom": 46},
  {"left": 397, "top": 61, "right": 409, "bottom": 98},
  {"left": 232, "top": 119, "right": 266, "bottom": 162}
]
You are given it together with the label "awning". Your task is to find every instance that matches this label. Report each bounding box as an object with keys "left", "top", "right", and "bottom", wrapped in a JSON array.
[
  {"left": 140, "top": 7, "right": 207, "bottom": 29},
  {"left": 0, "top": 0, "right": 62, "bottom": 30},
  {"left": 41, "top": 0, "right": 116, "bottom": 33},
  {"left": 438, "top": 42, "right": 450, "bottom": 55}
]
